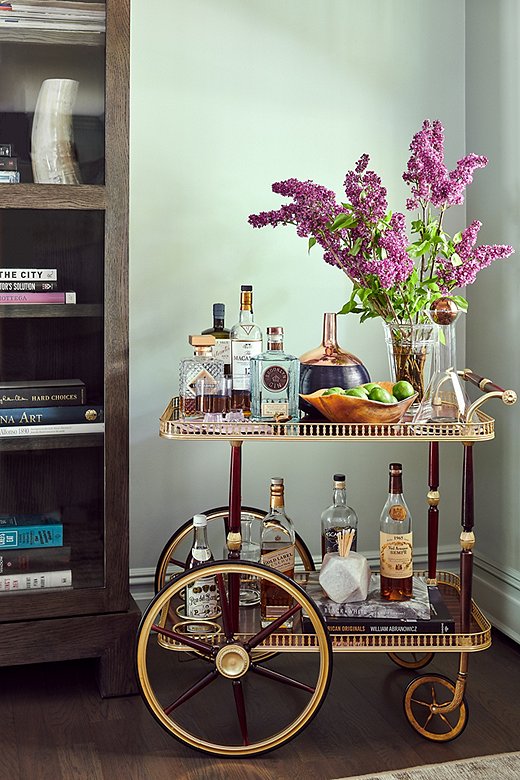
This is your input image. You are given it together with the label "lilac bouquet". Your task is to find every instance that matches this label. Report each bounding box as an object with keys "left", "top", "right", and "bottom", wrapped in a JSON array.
[{"left": 249, "top": 120, "right": 514, "bottom": 325}]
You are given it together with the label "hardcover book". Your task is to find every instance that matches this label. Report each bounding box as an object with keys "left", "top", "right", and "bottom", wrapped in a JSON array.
[
  {"left": 0, "top": 281, "right": 57, "bottom": 292},
  {"left": 0, "top": 422, "right": 104, "bottom": 436},
  {"left": 0, "top": 525, "right": 63, "bottom": 549},
  {"left": 0, "top": 569, "right": 72, "bottom": 591},
  {"left": 0, "top": 291, "right": 75, "bottom": 304},
  {"left": 0, "top": 510, "right": 62, "bottom": 526},
  {"left": 299, "top": 573, "right": 455, "bottom": 635},
  {"left": 0, "top": 269, "right": 57, "bottom": 281},
  {"left": 0, "top": 545, "right": 71, "bottom": 575},
  {"left": 0, "top": 379, "right": 86, "bottom": 407},
  {"left": 0, "top": 405, "right": 103, "bottom": 425}
]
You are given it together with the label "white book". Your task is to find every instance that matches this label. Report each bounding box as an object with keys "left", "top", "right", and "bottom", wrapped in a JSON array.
[
  {"left": 0, "top": 422, "right": 104, "bottom": 436},
  {"left": 0, "top": 569, "right": 72, "bottom": 591},
  {"left": 0, "top": 269, "right": 57, "bottom": 281}
]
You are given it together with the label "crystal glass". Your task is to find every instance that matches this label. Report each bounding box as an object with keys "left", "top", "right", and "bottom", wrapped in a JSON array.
[
  {"left": 223, "top": 515, "right": 261, "bottom": 606},
  {"left": 382, "top": 321, "right": 436, "bottom": 406}
]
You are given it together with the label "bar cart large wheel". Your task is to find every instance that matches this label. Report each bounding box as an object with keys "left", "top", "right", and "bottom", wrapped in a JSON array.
[
  {"left": 136, "top": 560, "right": 332, "bottom": 757},
  {"left": 387, "top": 652, "right": 435, "bottom": 670},
  {"left": 403, "top": 672, "right": 469, "bottom": 741},
  {"left": 154, "top": 505, "right": 315, "bottom": 594}
]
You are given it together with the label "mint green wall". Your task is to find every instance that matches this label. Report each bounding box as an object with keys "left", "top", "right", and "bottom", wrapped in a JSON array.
[
  {"left": 129, "top": 1, "right": 467, "bottom": 591},
  {"left": 466, "top": 1, "right": 520, "bottom": 640}
]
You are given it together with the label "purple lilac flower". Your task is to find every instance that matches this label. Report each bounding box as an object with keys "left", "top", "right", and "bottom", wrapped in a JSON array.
[
  {"left": 344, "top": 155, "right": 388, "bottom": 221},
  {"left": 437, "top": 219, "right": 514, "bottom": 289}
]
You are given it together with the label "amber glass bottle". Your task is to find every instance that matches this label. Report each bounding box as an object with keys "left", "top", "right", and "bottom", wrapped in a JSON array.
[{"left": 379, "top": 463, "right": 413, "bottom": 600}]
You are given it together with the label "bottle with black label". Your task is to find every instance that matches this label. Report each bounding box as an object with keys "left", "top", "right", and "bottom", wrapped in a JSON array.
[
  {"left": 379, "top": 463, "right": 413, "bottom": 600},
  {"left": 185, "top": 514, "right": 219, "bottom": 623},
  {"left": 260, "top": 477, "right": 296, "bottom": 628},
  {"left": 202, "top": 302, "right": 231, "bottom": 375}
]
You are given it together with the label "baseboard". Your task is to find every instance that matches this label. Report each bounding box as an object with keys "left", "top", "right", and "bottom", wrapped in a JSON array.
[
  {"left": 129, "top": 545, "right": 460, "bottom": 614},
  {"left": 473, "top": 553, "right": 520, "bottom": 644}
]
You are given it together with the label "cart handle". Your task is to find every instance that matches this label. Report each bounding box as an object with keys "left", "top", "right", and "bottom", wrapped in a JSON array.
[{"left": 459, "top": 369, "right": 517, "bottom": 419}]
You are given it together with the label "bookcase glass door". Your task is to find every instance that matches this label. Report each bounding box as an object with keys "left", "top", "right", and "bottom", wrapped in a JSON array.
[
  {"left": 0, "top": 34, "right": 105, "bottom": 185},
  {"left": 0, "top": 208, "right": 105, "bottom": 594}
]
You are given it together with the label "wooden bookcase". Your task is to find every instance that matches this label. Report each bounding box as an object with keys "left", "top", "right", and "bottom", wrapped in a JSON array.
[{"left": 0, "top": 0, "right": 140, "bottom": 696}]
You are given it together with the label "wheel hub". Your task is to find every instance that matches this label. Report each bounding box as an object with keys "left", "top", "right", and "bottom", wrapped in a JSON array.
[{"left": 215, "top": 644, "right": 250, "bottom": 679}]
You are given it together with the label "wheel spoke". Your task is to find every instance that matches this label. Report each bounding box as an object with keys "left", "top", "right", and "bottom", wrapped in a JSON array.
[
  {"left": 246, "top": 603, "right": 302, "bottom": 650},
  {"left": 438, "top": 713, "right": 453, "bottom": 730},
  {"left": 251, "top": 664, "right": 315, "bottom": 694},
  {"left": 423, "top": 711, "right": 434, "bottom": 729},
  {"left": 168, "top": 557, "right": 186, "bottom": 570},
  {"left": 232, "top": 680, "right": 249, "bottom": 746},
  {"left": 216, "top": 573, "right": 234, "bottom": 640},
  {"left": 410, "top": 696, "right": 431, "bottom": 708},
  {"left": 151, "top": 623, "right": 215, "bottom": 657},
  {"left": 164, "top": 669, "right": 219, "bottom": 715}
]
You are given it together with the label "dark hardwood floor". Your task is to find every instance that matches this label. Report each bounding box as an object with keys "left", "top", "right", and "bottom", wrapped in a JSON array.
[{"left": 0, "top": 629, "right": 519, "bottom": 780}]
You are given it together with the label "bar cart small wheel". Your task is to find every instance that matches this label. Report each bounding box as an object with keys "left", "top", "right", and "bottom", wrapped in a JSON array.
[
  {"left": 387, "top": 652, "right": 435, "bottom": 670},
  {"left": 136, "top": 560, "right": 333, "bottom": 757},
  {"left": 154, "top": 505, "right": 315, "bottom": 593},
  {"left": 403, "top": 673, "right": 469, "bottom": 741}
]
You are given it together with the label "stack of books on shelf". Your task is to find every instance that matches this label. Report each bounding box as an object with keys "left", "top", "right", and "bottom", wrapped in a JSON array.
[
  {"left": 0, "top": 378, "right": 104, "bottom": 436},
  {"left": 0, "top": 1, "right": 105, "bottom": 33},
  {"left": 299, "top": 572, "right": 455, "bottom": 635},
  {"left": 0, "top": 267, "right": 75, "bottom": 303},
  {"left": 0, "top": 510, "right": 71, "bottom": 591},
  {"left": 0, "top": 143, "right": 19, "bottom": 184}
]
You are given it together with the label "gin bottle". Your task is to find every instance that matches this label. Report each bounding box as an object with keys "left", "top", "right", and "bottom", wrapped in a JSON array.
[
  {"left": 178, "top": 335, "right": 224, "bottom": 416},
  {"left": 320, "top": 473, "right": 358, "bottom": 559},
  {"left": 380, "top": 463, "right": 413, "bottom": 600},
  {"left": 230, "top": 285, "right": 262, "bottom": 414},
  {"left": 250, "top": 326, "right": 300, "bottom": 421},
  {"left": 185, "top": 514, "right": 219, "bottom": 622},
  {"left": 202, "top": 302, "right": 231, "bottom": 376},
  {"left": 260, "top": 477, "right": 296, "bottom": 629}
]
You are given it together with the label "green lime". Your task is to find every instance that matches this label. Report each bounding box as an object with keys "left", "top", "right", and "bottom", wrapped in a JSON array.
[
  {"left": 362, "top": 382, "right": 380, "bottom": 392},
  {"left": 392, "top": 380, "right": 415, "bottom": 400},
  {"left": 344, "top": 387, "right": 368, "bottom": 398},
  {"left": 322, "top": 387, "right": 345, "bottom": 395},
  {"left": 368, "top": 386, "right": 394, "bottom": 404}
]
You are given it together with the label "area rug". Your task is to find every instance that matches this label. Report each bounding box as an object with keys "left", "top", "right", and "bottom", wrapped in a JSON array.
[{"left": 335, "top": 751, "right": 520, "bottom": 780}]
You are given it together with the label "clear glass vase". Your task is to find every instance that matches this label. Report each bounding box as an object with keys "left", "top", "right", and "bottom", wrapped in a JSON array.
[{"left": 382, "top": 321, "right": 436, "bottom": 404}]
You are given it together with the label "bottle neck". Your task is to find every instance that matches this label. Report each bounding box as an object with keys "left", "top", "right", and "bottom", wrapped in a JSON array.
[
  {"left": 333, "top": 486, "right": 347, "bottom": 506},
  {"left": 267, "top": 336, "right": 284, "bottom": 351},
  {"left": 213, "top": 317, "right": 225, "bottom": 329},
  {"left": 193, "top": 525, "right": 210, "bottom": 549},
  {"left": 389, "top": 473, "right": 403, "bottom": 495},
  {"left": 193, "top": 347, "right": 212, "bottom": 358},
  {"left": 270, "top": 490, "right": 285, "bottom": 511},
  {"left": 322, "top": 312, "right": 338, "bottom": 348}
]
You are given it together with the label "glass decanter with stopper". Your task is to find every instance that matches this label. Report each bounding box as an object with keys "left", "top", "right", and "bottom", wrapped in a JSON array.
[{"left": 320, "top": 473, "right": 358, "bottom": 559}]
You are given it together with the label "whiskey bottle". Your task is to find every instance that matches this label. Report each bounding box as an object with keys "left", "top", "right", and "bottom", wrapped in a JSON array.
[
  {"left": 320, "top": 473, "right": 358, "bottom": 559},
  {"left": 202, "top": 302, "right": 231, "bottom": 375},
  {"left": 230, "top": 285, "right": 262, "bottom": 414},
  {"left": 379, "top": 463, "right": 413, "bottom": 600},
  {"left": 178, "top": 335, "right": 224, "bottom": 417},
  {"left": 250, "top": 326, "right": 300, "bottom": 421},
  {"left": 185, "top": 514, "right": 219, "bottom": 622},
  {"left": 260, "top": 477, "right": 296, "bottom": 629}
]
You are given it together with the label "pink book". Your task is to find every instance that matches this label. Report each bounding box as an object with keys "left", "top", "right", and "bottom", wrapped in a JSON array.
[{"left": 0, "top": 291, "right": 76, "bottom": 304}]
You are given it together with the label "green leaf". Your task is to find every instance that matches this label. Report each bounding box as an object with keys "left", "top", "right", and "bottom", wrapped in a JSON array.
[
  {"left": 330, "top": 213, "right": 356, "bottom": 231},
  {"left": 451, "top": 252, "right": 463, "bottom": 267},
  {"left": 308, "top": 236, "right": 316, "bottom": 253},
  {"left": 453, "top": 231, "right": 462, "bottom": 244},
  {"left": 348, "top": 237, "right": 363, "bottom": 256},
  {"left": 439, "top": 328, "right": 446, "bottom": 346},
  {"left": 449, "top": 295, "right": 468, "bottom": 312},
  {"left": 411, "top": 220, "right": 424, "bottom": 234}
]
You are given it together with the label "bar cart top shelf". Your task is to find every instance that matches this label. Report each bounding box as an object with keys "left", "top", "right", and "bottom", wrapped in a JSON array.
[{"left": 160, "top": 398, "right": 495, "bottom": 443}]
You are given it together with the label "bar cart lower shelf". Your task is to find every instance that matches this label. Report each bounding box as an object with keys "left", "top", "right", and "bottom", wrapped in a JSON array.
[{"left": 135, "top": 372, "right": 515, "bottom": 757}]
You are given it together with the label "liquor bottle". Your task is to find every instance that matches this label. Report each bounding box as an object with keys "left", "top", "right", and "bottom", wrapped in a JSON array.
[
  {"left": 250, "top": 326, "right": 300, "bottom": 421},
  {"left": 185, "top": 514, "right": 219, "bottom": 622},
  {"left": 320, "top": 473, "right": 358, "bottom": 559},
  {"left": 260, "top": 477, "right": 296, "bottom": 629},
  {"left": 230, "top": 285, "right": 262, "bottom": 414},
  {"left": 379, "top": 463, "right": 413, "bottom": 600},
  {"left": 201, "top": 302, "right": 231, "bottom": 376},
  {"left": 178, "top": 335, "right": 224, "bottom": 416}
]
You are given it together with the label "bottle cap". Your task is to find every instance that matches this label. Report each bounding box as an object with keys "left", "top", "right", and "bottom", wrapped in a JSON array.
[
  {"left": 193, "top": 514, "right": 207, "bottom": 527},
  {"left": 333, "top": 473, "right": 345, "bottom": 482},
  {"left": 213, "top": 303, "right": 225, "bottom": 319},
  {"left": 389, "top": 463, "right": 402, "bottom": 473},
  {"left": 267, "top": 326, "right": 283, "bottom": 336},
  {"left": 241, "top": 285, "right": 253, "bottom": 292},
  {"left": 189, "top": 334, "right": 215, "bottom": 347},
  {"left": 270, "top": 477, "right": 284, "bottom": 485}
]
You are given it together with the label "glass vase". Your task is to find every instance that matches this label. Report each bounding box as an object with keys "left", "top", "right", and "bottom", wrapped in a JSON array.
[
  {"left": 382, "top": 321, "right": 436, "bottom": 404},
  {"left": 299, "top": 312, "right": 370, "bottom": 416}
]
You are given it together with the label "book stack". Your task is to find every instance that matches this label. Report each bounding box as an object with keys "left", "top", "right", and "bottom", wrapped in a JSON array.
[
  {"left": 0, "top": 143, "right": 19, "bottom": 184},
  {"left": 0, "top": 378, "right": 104, "bottom": 436},
  {"left": 0, "top": 267, "right": 75, "bottom": 303},
  {"left": 299, "top": 572, "right": 455, "bottom": 635},
  {"left": 0, "top": 510, "right": 71, "bottom": 591},
  {"left": 0, "top": 1, "right": 105, "bottom": 33}
]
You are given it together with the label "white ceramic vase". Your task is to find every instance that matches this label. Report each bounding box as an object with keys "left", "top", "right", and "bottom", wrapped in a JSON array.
[{"left": 31, "top": 78, "right": 82, "bottom": 184}]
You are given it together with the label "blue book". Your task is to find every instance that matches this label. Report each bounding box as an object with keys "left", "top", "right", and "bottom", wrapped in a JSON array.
[
  {"left": 0, "top": 525, "right": 63, "bottom": 549},
  {"left": 0, "top": 405, "right": 103, "bottom": 425},
  {"left": 0, "top": 510, "right": 62, "bottom": 526}
]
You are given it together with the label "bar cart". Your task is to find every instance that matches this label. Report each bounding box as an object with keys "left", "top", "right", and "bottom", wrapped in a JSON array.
[{"left": 135, "top": 370, "right": 516, "bottom": 757}]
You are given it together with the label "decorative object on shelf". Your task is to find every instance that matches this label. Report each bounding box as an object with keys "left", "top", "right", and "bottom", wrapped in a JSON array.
[
  {"left": 413, "top": 298, "right": 470, "bottom": 424},
  {"left": 248, "top": 118, "right": 514, "bottom": 352},
  {"left": 300, "top": 381, "right": 417, "bottom": 424},
  {"left": 382, "top": 320, "right": 436, "bottom": 404},
  {"left": 319, "top": 529, "right": 370, "bottom": 603},
  {"left": 298, "top": 312, "right": 370, "bottom": 416},
  {"left": 31, "top": 78, "right": 82, "bottom": 185}
]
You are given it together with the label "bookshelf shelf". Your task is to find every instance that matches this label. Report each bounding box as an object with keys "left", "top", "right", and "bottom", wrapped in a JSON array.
[{"left": 0, "top": 0, "right": 139, "bottom": 697}]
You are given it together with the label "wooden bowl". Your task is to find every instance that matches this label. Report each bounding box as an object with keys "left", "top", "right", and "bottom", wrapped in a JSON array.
[{"left": 300, "top": 382, "right": 418, "bottom": 424}]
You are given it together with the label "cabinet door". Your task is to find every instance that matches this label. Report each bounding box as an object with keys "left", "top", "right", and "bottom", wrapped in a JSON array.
[{"left": 0, "top": 0, "right": 130, "bottom": 621}]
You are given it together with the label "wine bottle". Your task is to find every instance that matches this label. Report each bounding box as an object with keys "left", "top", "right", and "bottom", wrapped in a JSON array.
[
  {"left": 185, "top": 514, "right": 219, "bottom": 622},
  {"left": 379, "top": 463, "right": 413, "bottom": 600},
  {"left": 260, "top": 477, "right": 296, "bottom": 628},
  {"left": 201, "top": 302, "right": 231, "bottom": 376},
  {"left": 320, "top": 473, "right": 358, "bottom": 559}
]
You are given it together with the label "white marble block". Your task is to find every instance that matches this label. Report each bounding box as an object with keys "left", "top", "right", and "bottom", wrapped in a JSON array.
[{"left": 319, "top": 551, "right": 371, "bottom": 603}]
